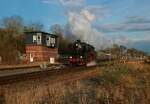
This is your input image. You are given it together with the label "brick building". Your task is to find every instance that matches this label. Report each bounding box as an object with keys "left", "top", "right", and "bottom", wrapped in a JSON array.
[{"left": 24, "top": 31, "right": 58, "bottom": 63}]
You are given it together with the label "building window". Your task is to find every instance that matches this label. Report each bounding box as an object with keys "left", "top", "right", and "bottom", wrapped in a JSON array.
[
  {"left": 50, "top": 37, "right": 55, "bottom": 44},
  {"left": 33, "top": 35, "right": 37, "bottom": 43},
  {"left": 46, "top": 36, "right": 50, "bottom": 46},
  {"left": 46, "top": 37, "right": 49, "bottom": 40},
  {"left": 37, "top": 33, "right": 42, "bottom": 44},
  {"left": 37, "top": 36, "right": 40, "bottom": 39},
  {"left": 50, "top": 37, "right": 55, "bottom": 47}
]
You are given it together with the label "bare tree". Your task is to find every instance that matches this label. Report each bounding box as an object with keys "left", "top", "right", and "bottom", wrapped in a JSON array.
[
  {"left": 1, "top": 15, "right": 24, "bottom": 34},
  {"left": 24, "top": 22, "right": 44, "bottom": 32},
  {"left": 50, "top": 24, "right": 62, "bottom": 35},
  {"left": 0, "top": 29, "right": 18, "bottom": 64},
  {"left": 50, "top": 24, "right": 71, "bottom": 52}
]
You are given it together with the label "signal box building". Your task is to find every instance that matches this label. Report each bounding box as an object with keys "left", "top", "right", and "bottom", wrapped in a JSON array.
[{"left": 24, "top": 31, "right": 58, "bottom": 63}]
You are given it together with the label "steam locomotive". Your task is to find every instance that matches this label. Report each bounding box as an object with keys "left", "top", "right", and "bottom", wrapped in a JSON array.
[{"left": 68, "top": 40, "right": 96, "bottom": 66}]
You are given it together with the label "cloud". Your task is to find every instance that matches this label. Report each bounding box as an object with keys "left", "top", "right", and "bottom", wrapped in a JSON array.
[
  {"left": 126, "top": 16, "right": 150, "bottom": 24},
  {"left": 129, "top": 34, "right": 150, "bottom": 42},
  {"left": 127, "top": 24, "right": 150, "bottom": 32},
  {"left": 96, "top": 16, "right": 150, "bottom": 33},
  {"left": 42, "top": 0, "right": 85, "bottom": 6},
  {"left": 83, "top": 6, "right": 109, "bottom": 19},
  {"left": 42, "top": 0, "right": 57, "bottom": 4},
  {"left": 60, "top": 0, "right": 85, "bottom": 6}
]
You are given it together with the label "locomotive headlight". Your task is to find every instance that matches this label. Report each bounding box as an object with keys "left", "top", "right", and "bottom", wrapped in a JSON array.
[
  {"left": 80, "top": 56, "right": 83, "bottom": 58},
  {"left": 70, "top": 56, "right": 72, "bottom": 59}
]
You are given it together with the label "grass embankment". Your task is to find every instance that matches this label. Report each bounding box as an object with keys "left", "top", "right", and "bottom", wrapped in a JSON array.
[{"left": 0, "top": 62, "right": 150, "bottom": 104}]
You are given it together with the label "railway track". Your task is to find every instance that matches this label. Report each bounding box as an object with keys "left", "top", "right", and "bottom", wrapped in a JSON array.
[
  {"left": 0, "top": 63, "right": 61, "bottom": 71},
  {"left": 0, "top": 65, "right": 97, "bottom": 85}
]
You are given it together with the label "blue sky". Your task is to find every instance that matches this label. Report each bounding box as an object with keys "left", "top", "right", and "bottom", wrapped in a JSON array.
[
  {"left": 0, "top": 0, "right": 67, "bottom": 27},
  {"left": 0, "top": 0, "right": 150, "bottom": 52},
  {"left": 0, "top": 0, "right": 150, "bottom": 31}
]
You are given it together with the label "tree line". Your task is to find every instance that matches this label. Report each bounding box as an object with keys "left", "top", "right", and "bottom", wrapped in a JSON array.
[
  {"left": 0, "top": 15, "right": 70, "bottom": 64},
  {"left": 0, "top": 15, "right": 147, "bottom": 64},
  {"left": 100, "top": 44, "right": 147, "bottom": 59}
]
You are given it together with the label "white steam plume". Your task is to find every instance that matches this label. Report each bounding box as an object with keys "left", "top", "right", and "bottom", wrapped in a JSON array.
[
  {"left": 42, "top": 0, "right": 120, "bottom": 49},
  {"left": 68, "top": 7, "right": 109, "bottom": 49}
]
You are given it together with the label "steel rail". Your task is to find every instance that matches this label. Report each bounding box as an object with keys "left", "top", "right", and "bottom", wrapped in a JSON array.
[{"left": 0, "top": 66, "right": 97, "bottom": 85}]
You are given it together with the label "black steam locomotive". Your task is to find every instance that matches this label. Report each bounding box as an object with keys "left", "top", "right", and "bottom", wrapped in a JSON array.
[{"left": 68, "top": 40, "right": 96, "bottom": 66}]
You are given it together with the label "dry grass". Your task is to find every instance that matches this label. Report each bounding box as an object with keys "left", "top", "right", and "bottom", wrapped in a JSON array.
[{"left": 0, "top": 62, "right": 150, "bottom": 104}]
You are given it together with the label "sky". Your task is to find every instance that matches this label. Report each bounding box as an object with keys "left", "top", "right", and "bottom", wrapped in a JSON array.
[{"left": 0, "top": 0, "right": 150, "bottom": 53}]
